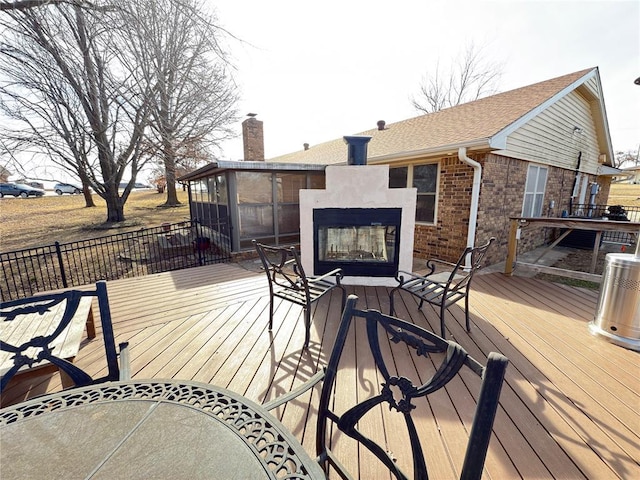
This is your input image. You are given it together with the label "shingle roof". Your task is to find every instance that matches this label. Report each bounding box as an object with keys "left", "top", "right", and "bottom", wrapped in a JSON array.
[{"left": 268, "top": 68, "right": 596, "bottom": 165}]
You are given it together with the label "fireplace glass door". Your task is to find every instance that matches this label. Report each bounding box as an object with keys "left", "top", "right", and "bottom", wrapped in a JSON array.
[
  {"left": 318, "top": 226, "right": 395, "bottom": 263},
  {"left": 314, "top": 208, "right": 401, "bottom": 277}
]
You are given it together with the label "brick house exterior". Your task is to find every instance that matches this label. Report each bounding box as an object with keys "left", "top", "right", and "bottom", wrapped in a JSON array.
[
  {"left": 265, "top": 68, "right": 617, "bottom": 268},
  {"left": 406, "top": 152, "right": 609, "bottom": 268}
]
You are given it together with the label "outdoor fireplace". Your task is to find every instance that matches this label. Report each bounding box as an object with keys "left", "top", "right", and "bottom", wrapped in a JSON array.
[
  {"left": 314, "top": 208, "right": 401, "bottom": 277},
  {"left": 299, "top": 136, "right": 416, "bottom": 286}
]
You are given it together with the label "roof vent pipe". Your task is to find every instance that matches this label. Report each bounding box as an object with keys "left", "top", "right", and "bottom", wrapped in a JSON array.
[
  {"left": 377, "top": 120, "right": 386, "bottom": 130},
  {"left": 343, "top": 135, "right": 372, "bottom": 165},
  {"left": 303, "top": 143, "right": 309, "bottom": 151}
]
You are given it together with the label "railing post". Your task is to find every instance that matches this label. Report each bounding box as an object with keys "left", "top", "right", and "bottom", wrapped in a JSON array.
[
  {"left": 55, "top": 241, "right": 68, "bottom": 288},
  {"left": 194, "top": 219, "right": 205, "bottom": 266},
  {"left": 505, "top": 219, "right": 519, "bottom": 276}
]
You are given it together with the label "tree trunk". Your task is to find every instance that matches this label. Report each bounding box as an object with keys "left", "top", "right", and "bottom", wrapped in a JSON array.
[
  {"left": 104, "top": 187, "right": 125, "bottom": 222},
  {"left": 164, "top": 163, "right": 179, "bottom": 205},
  {"left": 80, "top": 179, "right": 95, "bottom": 207},
  {"left": 162, "top": 132, "right": 180, "bottom": 206},
  {"left": 82, "top": 187, "right": 96, "bottom": 207}
]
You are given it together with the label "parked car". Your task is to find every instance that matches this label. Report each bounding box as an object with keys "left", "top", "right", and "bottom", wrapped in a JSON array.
[
  {"left": 118, "top": 182, "right": 152, "bottom": 189},
  {"left": 0, "top": 182, "right": 45, "bottom": 198},
  {"left": 54, "top": 183, "right": 82, "bottom": 195}
]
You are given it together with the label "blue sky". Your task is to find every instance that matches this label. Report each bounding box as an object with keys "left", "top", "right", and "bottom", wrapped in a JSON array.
[{"left": 211, "top": 0, "right": 640, "bottom": 161}]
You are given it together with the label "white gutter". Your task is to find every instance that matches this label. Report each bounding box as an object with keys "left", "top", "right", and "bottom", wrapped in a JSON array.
[{"left": 458, "top": 147, "right": 482, "bottom": 270}]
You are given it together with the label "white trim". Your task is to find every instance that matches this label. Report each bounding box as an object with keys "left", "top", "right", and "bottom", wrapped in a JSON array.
[
  {"left": 522, "top": 164, "right": 549, "bottom": 217},
  {"left": 458, "top": 148, "right": 482, "bottom": 269},
  {"left": 492, "top": 69, "right": 598, "bottom": 150},
  {"left": 598, "top": 165, "right": 623, "bottom": 176},
  {"left": 368, "top": 139, "right": 490, "bottom": 164}
]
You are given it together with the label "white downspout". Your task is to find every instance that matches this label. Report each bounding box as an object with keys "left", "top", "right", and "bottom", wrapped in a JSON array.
[{"left": 458, "top": 147, "right": 482, "bottom": 269}]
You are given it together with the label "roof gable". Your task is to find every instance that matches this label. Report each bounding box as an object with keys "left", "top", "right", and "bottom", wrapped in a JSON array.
[{"left": 269, "top": 68, "right": 611, "bottom": 165}]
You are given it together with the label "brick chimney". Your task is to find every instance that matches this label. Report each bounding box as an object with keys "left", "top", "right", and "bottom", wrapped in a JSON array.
[{"left": 242, "top": 114, "right": 264, "bottom": 161}]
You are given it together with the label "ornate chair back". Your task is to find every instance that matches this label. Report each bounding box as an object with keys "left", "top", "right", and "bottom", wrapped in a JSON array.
[
  {"left": 1, "top": 281, "right": 128, "bottom": 393},
  {"left": 316, "top": 294, "right": 508, "bottom": 480},
  {"left": 390, "top": 237, "right": 495, "bottom": 337},
  {"left": 253, "top": 240, "right": 345, "bottom": 348}
]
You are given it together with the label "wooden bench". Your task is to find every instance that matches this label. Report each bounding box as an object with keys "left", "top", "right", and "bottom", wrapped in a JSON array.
[{"left": 0, "top": 296, "right": 96, "bottom": 388}]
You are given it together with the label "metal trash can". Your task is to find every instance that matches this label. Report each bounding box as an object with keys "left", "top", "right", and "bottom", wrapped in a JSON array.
[{"left": 589, "top": 248, "right": 640, "bottom": 351}]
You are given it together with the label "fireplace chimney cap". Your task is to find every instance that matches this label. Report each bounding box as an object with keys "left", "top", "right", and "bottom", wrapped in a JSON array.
[{"left": 343, "top": 135, "right": 372, "bottom": 166}]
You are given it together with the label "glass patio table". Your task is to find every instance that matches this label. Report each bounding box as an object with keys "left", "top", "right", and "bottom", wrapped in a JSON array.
[{"left": 0, "top": 380, "right": 325, "bottom": 479}]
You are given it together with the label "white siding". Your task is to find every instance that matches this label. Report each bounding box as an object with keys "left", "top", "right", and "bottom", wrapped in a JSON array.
[{"left": 498, "top": 90, "right": 602, "bottom": 174}]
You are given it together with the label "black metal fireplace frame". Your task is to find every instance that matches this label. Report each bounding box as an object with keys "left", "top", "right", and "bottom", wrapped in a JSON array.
[{"left": 313, "top": 208, "right": 402, "bottom": 277}]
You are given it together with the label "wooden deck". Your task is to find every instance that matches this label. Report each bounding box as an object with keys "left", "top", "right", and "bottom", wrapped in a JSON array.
[{"left": 2, "top": 263, "right": 638, "bottom": 479}]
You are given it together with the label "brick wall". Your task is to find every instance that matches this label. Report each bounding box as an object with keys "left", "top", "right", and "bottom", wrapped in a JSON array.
[
  {"left": 476, "top": 153, "right": 606, "bottom": 267},
  {"left": 412, "top": 153, "right": 608, "bottom": 269},
  {"left": 413, "top": 155, "right": 475, "bottom": 263}
]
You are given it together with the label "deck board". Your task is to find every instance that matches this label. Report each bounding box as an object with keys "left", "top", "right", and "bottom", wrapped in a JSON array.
[{"left": 2, "top": 263, "right": 638, "bottom": 479}]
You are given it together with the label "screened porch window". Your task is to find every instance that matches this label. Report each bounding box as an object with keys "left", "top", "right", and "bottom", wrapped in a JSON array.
[{"left": 237, "top": 171, "right": 325, "bottom": 249}]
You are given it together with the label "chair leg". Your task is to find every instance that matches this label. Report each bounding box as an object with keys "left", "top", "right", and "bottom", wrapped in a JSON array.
[
  {"left": 303, "top": 307, "right": 311, "bottom": 349},
  {"left": 440, "top": 303, "right": 447, "bottom": 338},
  {"left": 465, "top": 295, "right": 471, "bottom": 332},
  {"left": 388, "top": 288, "right": 396, "bottom": 315},
  {"left": 268, "top": 298, "right": 274, "bottom": 331}
]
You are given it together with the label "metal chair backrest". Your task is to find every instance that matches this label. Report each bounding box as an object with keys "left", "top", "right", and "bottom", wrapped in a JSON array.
[
  {"left": 316, "top": 294, "right": 508, "bottom": 480},
  {"left": 254, "top": 240, "right": 346, "bottom": 349},
  {"left": 253, "top": 241, "right": 307, "bottom": 293},
  {"left": 443, "top": 237, "right": 495, "bottom": 294},
  {"left": 1, "top": 281, "right": 123, "bottom": 392}
]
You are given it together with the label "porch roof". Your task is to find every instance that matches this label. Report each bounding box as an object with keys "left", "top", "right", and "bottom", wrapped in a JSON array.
[{"left": 178, "top": 159, "right": 325, "bottom": 182}]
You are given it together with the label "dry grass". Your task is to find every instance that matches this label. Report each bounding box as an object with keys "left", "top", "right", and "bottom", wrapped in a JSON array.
[
  {"left": 607, "top": 183, "right": 640, "bottom": 208},
  {"left": 0, "top": 190, "right": 190, "bottom": 252},
  {"left": 1, "top": 183, "right": 638, "bottom": 255}
]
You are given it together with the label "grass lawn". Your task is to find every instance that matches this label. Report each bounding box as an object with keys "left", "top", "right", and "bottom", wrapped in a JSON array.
[
  {"left": 1, "top": 189, "right": 190, "bottom": 252},
  {"left": 1, "top": 183, "right": 638, "bottom": 255},
  {"left": 607, "top": 183, "right": 640, "bottom": 215}
]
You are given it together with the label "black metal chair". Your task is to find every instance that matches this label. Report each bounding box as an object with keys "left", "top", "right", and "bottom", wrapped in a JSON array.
[
  {"left": 389, "top": 237, "right": 495, "bottom": 338},
  {"left": 1, "top": 280, "right": 130, "bottom": 394},
  {"left": 316, "top": 294, "right": 508, "bottom": 480},
  {"left": 253, "top": 240, "right": 346, "bottom": 349}
]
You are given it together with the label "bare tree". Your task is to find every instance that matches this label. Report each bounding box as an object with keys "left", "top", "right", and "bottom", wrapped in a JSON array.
[
  {"left": 0, "top": 2, "right": 151, "bottom": 221},
  {"left": 0, "top": 1, "right": 106, "bottom": 12},
  {"left": 116, "top": 0, "right": 238, "bottom": 206},
  {"left": 411, "top": 43, "right": 503, "bottom": 114},
  {"left": 0, "top": 30, "right": 99, "bottom": 207},
  {"left": 614, "top": 149, "right": 639, "bottom": 168}
]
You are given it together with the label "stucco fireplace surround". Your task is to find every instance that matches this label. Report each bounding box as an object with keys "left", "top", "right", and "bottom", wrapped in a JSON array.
[{"left": 299, "top": 137, "right": 416, "bottom": 286}]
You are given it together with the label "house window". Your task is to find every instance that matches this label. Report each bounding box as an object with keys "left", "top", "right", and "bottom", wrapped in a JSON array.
[
  {"left": 522, "top": 164, "right": 548, "bottom": 217},
  {"left": 389, "top": 164, "right": 438, "bottom": 223}
]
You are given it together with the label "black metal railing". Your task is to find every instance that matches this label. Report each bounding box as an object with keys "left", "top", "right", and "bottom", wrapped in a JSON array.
[
  {"left": 569, "top": 203, "right": 639, "bottom": 244},
  {"left": 1, "top": 219, "right": 232, "bottom": 301}
]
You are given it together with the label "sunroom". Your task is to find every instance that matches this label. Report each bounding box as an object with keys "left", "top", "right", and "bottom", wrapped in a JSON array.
[{"left": 178, "top": 160, "right": 326, "bottom": 252}]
